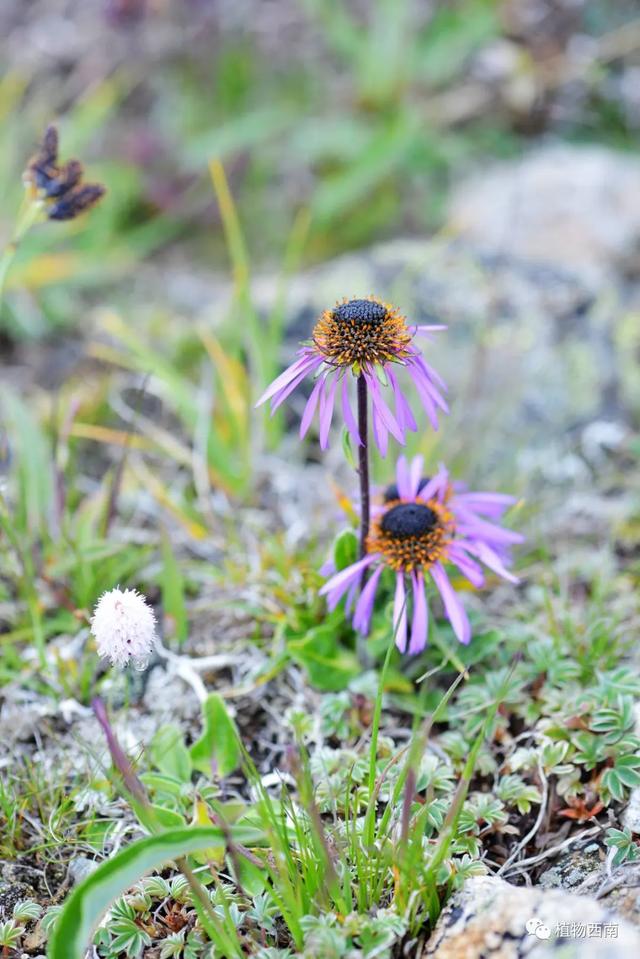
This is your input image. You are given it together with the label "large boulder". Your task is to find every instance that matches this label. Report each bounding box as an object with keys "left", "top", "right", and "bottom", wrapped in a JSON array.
[{"left": 424, "top": 874, "right": 640, "bottom": 957}]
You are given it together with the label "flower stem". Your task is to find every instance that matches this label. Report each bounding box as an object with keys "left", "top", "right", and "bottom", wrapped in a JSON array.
[
  {"left": 356, "top": 373, "right": 370, "bottom": 567},
  {"left": 356, "top": 373, "right": 372, "bottom": 666},
  {"left": 0, "top": 194, "right": 43, "bottom": 304}
]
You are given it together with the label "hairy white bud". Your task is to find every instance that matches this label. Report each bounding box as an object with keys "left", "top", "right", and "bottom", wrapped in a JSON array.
[{"left": 91, "top": 588, "right": 156, "bottom": 668}]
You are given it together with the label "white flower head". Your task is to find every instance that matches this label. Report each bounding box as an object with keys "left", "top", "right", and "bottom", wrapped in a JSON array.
[{"left": 91, "top": 587, "right": 156, "bottom": 668}]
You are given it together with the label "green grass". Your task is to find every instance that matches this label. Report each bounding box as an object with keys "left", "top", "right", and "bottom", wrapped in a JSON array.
[
  {"left": 2, "top": 0, "right": 640, "bottom": 341},
  {"left": 7, "top": 565, "right": 633, "bottom": 957}
]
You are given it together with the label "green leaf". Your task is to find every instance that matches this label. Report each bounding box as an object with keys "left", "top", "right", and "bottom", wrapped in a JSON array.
[
  {"left": 288, "top": 620, "right": 360, "bottom": 691},
  {"left": 614, "top": 765, "right": 640, "bottom": 788},
  {"left": 48, "top": 826, "right": 265, "bottom": 959},
  {"left": 190, "top": 694, "right": 241, "bottom": 777},
  {"left": 235, "top": 855, "right": 269, "bottom": 897},
  {"left": 140, "top": 773, "right": 188, "bottom": 799},
  {"left": 148, "top": 804, "right": 187, "bottom": 829},
  {"left": 341, "top": 426, "right": 356, "bottom": 470},
  {"left": 601, "top": 768, "right": 625, "bottom": 802},
  {"left": 150, "top": 724, "right": 192, "bottom": 782},
  {"left": 333, "top": 529, "right": 358, "bottom": 572},
  {"left": 605, "top": 827, "right": 630, "bottom": 847}
]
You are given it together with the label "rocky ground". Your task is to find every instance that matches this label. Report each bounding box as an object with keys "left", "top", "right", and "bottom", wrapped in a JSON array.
[{"left": 2, "top": 142, "right": 640, "bottom": 956}]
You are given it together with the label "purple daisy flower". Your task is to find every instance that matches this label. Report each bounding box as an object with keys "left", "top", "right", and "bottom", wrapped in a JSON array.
[
  {"left": 320, "top": 456, "right": 523, "bottom": 653},
  {"left": 255, "top": 297, "right": 447, "bottom": 456}
]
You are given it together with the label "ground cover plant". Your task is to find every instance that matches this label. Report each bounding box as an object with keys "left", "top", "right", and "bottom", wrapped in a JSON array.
[{"left": 2, "top": 3, "right": 640, "bottom": 958}]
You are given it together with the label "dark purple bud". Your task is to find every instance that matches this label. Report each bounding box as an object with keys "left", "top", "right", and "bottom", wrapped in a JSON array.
[
  {"left": 45, "top": 159, "right": 84, "bottom": 198},
  {"left": 48, "top": 184, "right": 106, "bottom": 221}
]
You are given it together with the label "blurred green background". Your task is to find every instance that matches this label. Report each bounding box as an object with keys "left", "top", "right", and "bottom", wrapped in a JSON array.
[{"left": 2, "top": 0, "right": 640, "bottom": 338}]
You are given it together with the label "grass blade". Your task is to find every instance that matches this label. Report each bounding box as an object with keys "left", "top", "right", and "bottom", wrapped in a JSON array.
[{"left": 49, "top": 825, "right": 265, "bottom": 959}]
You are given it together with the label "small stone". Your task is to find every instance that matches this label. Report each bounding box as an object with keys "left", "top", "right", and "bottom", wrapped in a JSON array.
[
  {"left": 67, "top": 856, "right": 98, "bottom": 886},
  {"left": 622, "top": 789, "right": 640, "bottom": 834},
  {"left": 581, "top": 421, "right": 627, "bottom": 466},
  {"left": 622, "top": 703, "right": 640, "bottom": 835},
  {"left": 538, "top": 840, "right": 603, "bottom": 892},
  {"left": 425, "top": 875, "right": 640, "bottom": 957}
]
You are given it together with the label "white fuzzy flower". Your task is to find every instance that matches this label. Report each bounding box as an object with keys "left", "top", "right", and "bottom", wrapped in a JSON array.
[{"left": 91, "top": 588, "right": 156, "bottom": 668}]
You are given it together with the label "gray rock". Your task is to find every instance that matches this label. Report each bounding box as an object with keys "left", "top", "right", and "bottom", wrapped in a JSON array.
[
  {"left": 67, "top": 856, "right": 98, "bottom": 886},
  {"left": 447, "top": 144, "right": 640, "bottom": 283},
  {"left": 538, "top": 839, "right": 605, "bottom": 893},
  {"left": 424, "top": 874, "right": 640, "bottom": 957},
  {"left": 622, "top": 704, "right": 640, "bottom": 835},
  {"left": 538, "top": 837, "right": 640, "bottom": 930},
  {"left": 622, "top": 789, "right": 640, "bottom": 836}
]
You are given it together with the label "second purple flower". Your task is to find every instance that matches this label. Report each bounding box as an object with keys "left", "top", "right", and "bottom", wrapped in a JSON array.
[{"left": 320, "top": 455, "right": 522, "bottom": 653}]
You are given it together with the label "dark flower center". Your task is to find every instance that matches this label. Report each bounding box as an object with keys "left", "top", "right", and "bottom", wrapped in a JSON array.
[
  {"left": 368, "top": 498, "right": 452, "bottom": 571},
  {"left": 384, "top": 477, "right": 431, "bottom": 502},
  {"left": 381, "top": 503, "right": 438, "bottom": 538},
  {"left": 332, "top": 299, "right": 387, "bottom": 326},
  {"left": 313, "top": 297, "right": 411, "bottom": 369}
]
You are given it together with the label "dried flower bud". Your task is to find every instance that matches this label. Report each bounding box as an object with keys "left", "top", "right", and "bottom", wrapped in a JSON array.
[
  {"left": 45, "top": 159, "right": 84, "bottom": 199},
  {"left": 23, "top": 124, "right": 106, "bottom": 221},
  {"left": 48, "top": 183, "right": 106, "bottom": 221},
  {"left": 25, "top": 124, "right": 59, "bottom": 190},
  {"left": 91, "top": 587, "right": 156, "bottom": 668}
]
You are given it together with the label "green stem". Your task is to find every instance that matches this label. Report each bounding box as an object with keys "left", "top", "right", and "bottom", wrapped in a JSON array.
[
  {"left": 364, "top": 638, "right": 395, "bottom": 849},
  {"left": 0, "top": 195, "right": 43, "bottom": 304},
  {"left": 178, "top": 857, "right": 242, "bottom": 958}
]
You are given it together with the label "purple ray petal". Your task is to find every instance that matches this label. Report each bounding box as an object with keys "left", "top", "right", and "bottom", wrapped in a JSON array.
[
  {"left": 416, "top": 354, "right": 448, "bottom": 393},
  {"left": 396, "top": 389, "right": 418, "bottom": 433},
  {"left": 320, "top": 554, "right": 377, "bottom": 600},
  {"left": 271, "top": 364, "right": 317, "bottom": 413},
  {"left": 447, "top": 544, "right": 485, "bottom": 588},
  {"left": 367, "top": 374, "right": 405, "bottom": 445},
  {"left": 457, "top": 515, "right": 524, "bottom": 546},
  {"left": 353, "top": 565, "right": 384, "bottom": 635},
  {"left": 464, "top": 540, "right": 520, "bottom": 584},
  {"left": 345, "top": 578, "right": 359, "bottom": 615},
  {"left": 409, "top": 357, "right": 449, "bottom": 412},
  {"left": 454, "top": 492, "right": 516, "bottom": 519},
  {"left": 255, "top": 352, "right": 321, "bottom": 407},
  {"left": 318, "top": 557, "right": 335, "bottom": 577},
  {"left": 393, "top": 573, "right": 408, "bottom": 653},
  {"left": 406, "top": 367, "right": 440, "bottom": 430},
  {"left": 371, "top": 402, "right": 389, "bottom": 457},
  {"left": 300, "top": 375, "right": 326, "bottom": 439},
  {"left": 414, "top": 324, "right": 447, "bottom": 334},
  {"left": 409, "top": 571, "right": 428, "bottom": 654},
  {"left": 418, "top": 466, "right": 448, "bottom": 503},
  {"left": 341, "top": 375, "right": 362, "bottom": 447},
  {"left": 387, "top": 367, "right": 418, "bottom": 434},
  {"left": 395, "top": 455, "right": 411, "bottom": 499},
  {"left": 319, "top": 372, "right": 339, "bottom": 449},
  {"left": 408, "top": 454, "right": 425, "bottom": 499},
  {"left": 431, "top": 563, "right": 471, "bottom": 645}
]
